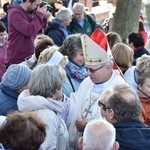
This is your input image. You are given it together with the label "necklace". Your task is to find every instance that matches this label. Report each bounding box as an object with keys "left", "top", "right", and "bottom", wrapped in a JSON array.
[{"left": 83, "top": 90, "right": 101, "bottom": 118}]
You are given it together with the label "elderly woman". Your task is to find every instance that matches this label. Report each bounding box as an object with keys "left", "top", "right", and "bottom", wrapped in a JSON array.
[
  {"left": 45, "top": 7, "right": 72, "bottom": 46},
  {"left": 17, "top": 64, "right": 69, "bottom": 150},
  {"left": 59, "top": 34, "right": 87, "bottom": 97},
  {"left": 37, "top": 46, "right": 70, "bottom": 123}
]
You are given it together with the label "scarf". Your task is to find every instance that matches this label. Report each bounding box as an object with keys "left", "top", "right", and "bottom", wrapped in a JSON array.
[{"left": 65, "top": 61, "right": 87, "bottom": 82}]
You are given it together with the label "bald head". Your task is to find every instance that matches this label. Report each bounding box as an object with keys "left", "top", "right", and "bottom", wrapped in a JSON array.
[{"left": 81, "top": 120, "right": 117, "bottom": 150}]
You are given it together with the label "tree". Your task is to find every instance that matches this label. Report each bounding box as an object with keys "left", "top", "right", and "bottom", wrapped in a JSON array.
[{"left": 112, "top": 0, "right": 142, "bottom": 43}]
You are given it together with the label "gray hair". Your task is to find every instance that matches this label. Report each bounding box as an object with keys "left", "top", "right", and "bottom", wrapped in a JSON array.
[
  {"left": 59, "top": 34, "right": 82, "bottom": 59},
  {"left": 72, "top": 2, "right": 85, "bottom": 12},
  {"left": 56, "top": 8, "right": 72, "bottom": 21},
  {"left": 29, "top": 64, "right": 66, "bottom": 98},
  {"left": 136, "top": 54, "right": 150, "bottom": 85},
  {"left": 83, "top": 120, "right": 116, "bottom": 150},
  {"left": 101, "top": 83, "right": 141, "bottom": 122}
]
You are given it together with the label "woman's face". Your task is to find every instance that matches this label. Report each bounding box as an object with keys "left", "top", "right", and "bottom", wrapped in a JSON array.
[
  {"left": 138, "top": 78, "right": 150, "bottom": 97},
  {"left": 72, "top": 51, "right": 84, "bottom": 66}
]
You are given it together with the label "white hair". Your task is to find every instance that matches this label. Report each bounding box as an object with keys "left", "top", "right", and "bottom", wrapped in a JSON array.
[
  {"left": 82, "top": 120, "right": 116, "bottom": 150},
  {"left": 72, "top": 2, "right": 85, "bottom": 12},
  {"left": 56, "top": 8, "right": 72, "bottom": 21}
]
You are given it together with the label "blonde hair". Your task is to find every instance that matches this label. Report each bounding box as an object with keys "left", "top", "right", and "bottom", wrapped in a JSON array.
[
  {"left": 37, "top": 46, "right": 68, "bottom": 68},
  {"left": 112, "top": 43, "right": 134, "bottom": 70},
  {"left": 136, "top": 54, "right": 150, "bottom": 84}
]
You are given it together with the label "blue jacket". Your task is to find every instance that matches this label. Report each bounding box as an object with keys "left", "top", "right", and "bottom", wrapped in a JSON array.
[
  {"left": 0, "top": 84, "right": 19, "bottom": 115},
  {"left": 45, "top": 18, "right": 70, "bottom": 46},
  {"left": 114, "top": 121, "right": 150, "bottom": 150}
]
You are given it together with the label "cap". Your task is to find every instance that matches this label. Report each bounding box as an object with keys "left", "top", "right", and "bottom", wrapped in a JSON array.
[
  {"left": 2, "top": 64, "right": 31, "bottom": 90},
  {"left": 81, "top": 29, "right": 112, "bottom": 65}
]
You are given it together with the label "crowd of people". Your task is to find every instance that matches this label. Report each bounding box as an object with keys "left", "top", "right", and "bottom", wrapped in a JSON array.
[{"left": 0, "top": 0, "right": 150, "bottom": 150}]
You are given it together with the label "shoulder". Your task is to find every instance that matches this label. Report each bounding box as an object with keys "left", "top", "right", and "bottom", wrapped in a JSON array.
[
  {"left": 111, "top": 70, "right": 126, "bottom": 84},
  {"left": 79, "top": 76, "right": 93, "bottom": 87},
  {"left": 86, "top": 14, "right": 96, "bottom": 23}
]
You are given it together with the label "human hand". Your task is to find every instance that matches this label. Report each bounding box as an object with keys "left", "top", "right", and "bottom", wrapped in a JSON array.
[
  {"left": 37, "top": 6, "right": 51, "bottom": 19},
  {"left": 76, "top": 117, "right": 88, "bottom": 132}
]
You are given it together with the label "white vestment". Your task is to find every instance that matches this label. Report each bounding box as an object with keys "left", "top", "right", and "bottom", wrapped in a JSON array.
[{"left": 67, "top": 70, "right": 126, "bottom": 149}]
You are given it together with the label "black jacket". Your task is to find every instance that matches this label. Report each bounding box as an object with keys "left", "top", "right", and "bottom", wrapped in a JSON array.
[{"left": 114, "top": 121, "right": 150, "bottom": 150}]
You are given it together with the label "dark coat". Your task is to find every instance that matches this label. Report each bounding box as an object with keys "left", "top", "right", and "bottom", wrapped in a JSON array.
[
  {"left": 45, "top": 19, "right": 70, "bottom": 46},
  {"left": 114, "top": 121, "right": 150, "bottom": 150},
  {"left": 134, "top": 47, "right": 150, "bottom": 60},
  {"left": 133, "top": 47, "right": 150, "bottom": 65},
  {"left": 68, "top": 15, "right": 97, "bottom": 36},
  {"left": 0, "top": 84, "right": 19, "bottom": 115}
]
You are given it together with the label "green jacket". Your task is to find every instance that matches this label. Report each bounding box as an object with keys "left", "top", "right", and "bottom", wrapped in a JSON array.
[{"left": 68, "top": 15, "right": 97, "bottom": 36}]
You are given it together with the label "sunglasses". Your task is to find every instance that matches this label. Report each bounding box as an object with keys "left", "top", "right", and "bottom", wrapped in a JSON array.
[
  {"left": 86, "top": 65, "right": 104, "bottom": 73},
  {"left": 98, "top": 101, "right": 111, "bottom": 111}
]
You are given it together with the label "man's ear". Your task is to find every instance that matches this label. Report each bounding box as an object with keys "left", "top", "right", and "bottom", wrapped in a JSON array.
[
  {"left": 113, "top": 141, "right": 120, "bottom": 150},
  {"left": 78, "top": 137, "right": 83, "bottom": 150},
  {"left": 108, "top": 109, "right": 115, "bottom": 120},
  {"left": 138, "top": 84, "right": 143, "bottom": 91}
]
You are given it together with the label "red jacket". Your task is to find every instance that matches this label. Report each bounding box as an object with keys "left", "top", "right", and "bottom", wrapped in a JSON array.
[
  {"left": 139, "top": 30, "right": 148, "bottom": 46},
  {"left": 0, "top": 44, "right": 7, "bottom": 81},
  {"left": 6, "top": 5, "right": 46, "bottom": 64}
]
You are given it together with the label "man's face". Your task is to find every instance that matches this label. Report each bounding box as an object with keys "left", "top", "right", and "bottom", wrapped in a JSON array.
[
  {"left": 86, "top": 64, "right": 107, "bottom": 84},
  {"left": 27, "top": 0, "right": 41, "bottom": 13},
  {"left": 99, "top": 99, "right": 113, "bottom": 123},
  {"left": 73, "top": 9, "right": 84, "bottom": 21}
]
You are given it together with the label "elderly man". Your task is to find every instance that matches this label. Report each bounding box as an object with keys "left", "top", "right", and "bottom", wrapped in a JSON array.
[
  {"left": 78, "top": 120, "right": 119, "bottom": 150},
  {"left": 68, "top": 2, "right": 96, "bottom": 36},
  {"left": 6, "top": 0, "right": 50, "bottom": 65},
  {"left": 67, "top": 29, "right": 126, "bottom": 149},
  {"left": 99, "top": 83, "right": 150, "bottom": 150}
]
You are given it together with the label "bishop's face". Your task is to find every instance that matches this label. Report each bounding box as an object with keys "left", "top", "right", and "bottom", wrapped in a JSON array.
[{"left": 86, "top": 63, "right": 111, "bottom": 84}]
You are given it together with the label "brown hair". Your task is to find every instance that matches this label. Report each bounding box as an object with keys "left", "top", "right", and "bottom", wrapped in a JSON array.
[
  {"left": 59, "top": 34, "right": 82, "bottom": 60},
  {"left": 106, "top": 31, "right": 122, "bottom": 50},
  {"left": 34, "top": 34, "right": 54, "bottom": 59},
  {"left": 0, "top": 111, "right": 46, "bottom": 150}
]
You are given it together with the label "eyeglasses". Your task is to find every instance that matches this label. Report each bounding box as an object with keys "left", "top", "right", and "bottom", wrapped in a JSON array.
[
  {"left": 98, "top": 101, "right": 111, "bottom": 111},
  {"left": 86, "top": 65, "right": 104, "bottom": 73},
  {"left": 74, "top": 13, "right": 83, "bottom": 16}
]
